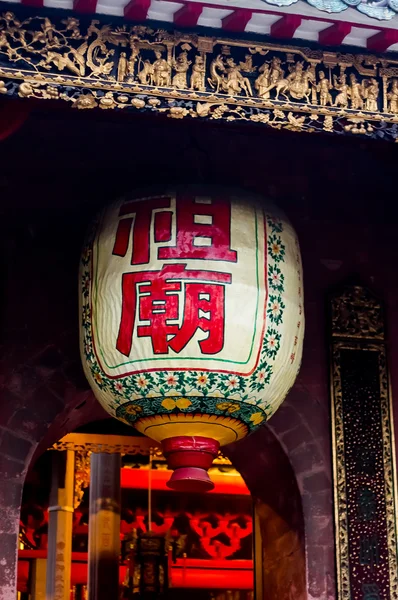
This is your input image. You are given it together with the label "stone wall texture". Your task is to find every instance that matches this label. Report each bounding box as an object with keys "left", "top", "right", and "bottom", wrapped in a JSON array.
[{"left": 1, "top": 103, "right": 398, "bottom": 599}]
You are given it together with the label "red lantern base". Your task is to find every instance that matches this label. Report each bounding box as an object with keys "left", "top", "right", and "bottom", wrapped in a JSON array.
[{"left": 162, "top": 436, "right": 220, "bottom": 493}]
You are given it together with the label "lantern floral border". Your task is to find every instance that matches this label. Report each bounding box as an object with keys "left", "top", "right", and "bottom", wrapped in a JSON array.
[{"left": 80, "top": 208, "right": 303, "bottom": 432}]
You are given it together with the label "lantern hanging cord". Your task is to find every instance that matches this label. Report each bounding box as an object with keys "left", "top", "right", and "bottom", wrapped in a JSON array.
[{"left": 148, "top": 448, "right": 153, "bottom": 533}]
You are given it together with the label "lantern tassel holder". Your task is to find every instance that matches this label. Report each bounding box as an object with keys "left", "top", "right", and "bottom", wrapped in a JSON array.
[{"left": 162, "top": 436, "right": 220, "bottom": 493}]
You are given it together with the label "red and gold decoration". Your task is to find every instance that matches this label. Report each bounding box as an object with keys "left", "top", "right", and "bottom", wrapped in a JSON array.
[
  {"left": 80, "top": 188, "right": 304, "bottom": 491},
  {"left": 330, "top": 285, "right": 398, "bottom": 600}
]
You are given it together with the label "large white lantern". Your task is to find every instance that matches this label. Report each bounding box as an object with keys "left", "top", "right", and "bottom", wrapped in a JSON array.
[{"left": 80, "top": 187, "right": 304, "bottom": 491}]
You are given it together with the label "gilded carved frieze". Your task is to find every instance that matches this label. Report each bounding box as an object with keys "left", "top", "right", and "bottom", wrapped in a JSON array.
[{"left": 1, "top": 11, "right": 398, "bottom": 139}]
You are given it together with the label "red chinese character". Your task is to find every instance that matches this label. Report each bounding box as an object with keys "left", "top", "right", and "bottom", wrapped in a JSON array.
[
  {"left": 158, "top": 195, "right": 237, "bottom": 262},
  {"left": 112, "top": 194, "right": 237, "bottom": 266},
  {"left": 116, "top": 264, "right": 231, "bottom": 357},
  {"left": 112, "top": 197, "right": 172, "bottom": 265}
]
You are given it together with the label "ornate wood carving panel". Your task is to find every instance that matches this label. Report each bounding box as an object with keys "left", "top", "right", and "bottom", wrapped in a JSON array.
[
  {"left": 1, "top": 10, "right": 398, "bottom": 140},
  {"left": 330, "top": 285, "right": 398, "bottom": 600}
]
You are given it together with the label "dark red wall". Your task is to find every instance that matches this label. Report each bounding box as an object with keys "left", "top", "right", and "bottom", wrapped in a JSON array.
[{"left": 1, "top": 104, "right": 398, "bottom": 600}]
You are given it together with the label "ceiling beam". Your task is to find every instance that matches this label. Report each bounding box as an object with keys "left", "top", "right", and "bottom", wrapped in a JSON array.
[
  {"left": 124, "top": 0, "right": 151, "bottom": 21},
  {"left": 367, "top": 28, "right": 398, "bottom": 52},
  {"left": 174, "top": 3, "right": 203, "bottom": 27},
  {"left": 319, "top": 22, "right": 351, "bottom": 46},
  {"left": 222, "top": 8, "right": 253, "bottom": 32},
  {"left": 271, "top": 15, "right": 302, "bottom": 39},
  {"left": 73, "top": 0, "right": 97, "bottom": 13}
]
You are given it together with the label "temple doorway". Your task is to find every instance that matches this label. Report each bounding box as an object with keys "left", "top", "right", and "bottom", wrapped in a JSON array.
[{"left": 17, "top": 418, "right": 306, "bottom": 600}]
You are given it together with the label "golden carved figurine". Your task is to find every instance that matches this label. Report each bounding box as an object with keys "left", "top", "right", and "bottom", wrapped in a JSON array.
[
  {"left": 172, "top": 51, "right": 191, "bottom": 89},
  {"left": 349, "top": 74, "right": 364, "bottom": 110},
  {"left": 127, "top": 40, "right": 138, "bottom": 81},
  {"left": 387, "top": 78, "right": 398, "bottom": 113},
  {"left": 137, "top": 59, "right": 154, "bottom": 85},
  {"left": 208, "top": 54, "right": 226, "bottom": 94},
  {"left": 269, "top": 57, "right": 284, "bottom": 86},
  {"left": 190, "top": 55, "right": 206, "bottom": 91},
  {"left": 117, "top": 52, "right": 128, "bottom": 82},
  {"left": 152, "top": 50, "right": 171, "bottom": 87},
  {"left": 334, "top": 74, "right": 349, "bottom": 108},
  {"left": 363, "top": 78, "right": 379, "bottom": 112},
  {"left": 271, "top": 62, "right": 314, "bottom": 102},
  {"left": 317, "top": 71, "right": 332, "bottom": 106},
  {"left": 255, "top": 62, "right": 271, "bottom": 99},
  {"left": 239, "top": 54, "right": 256, "bottom": 73},
  {"left": 225, "top": 57, "right": 253, "bottom": 96}
]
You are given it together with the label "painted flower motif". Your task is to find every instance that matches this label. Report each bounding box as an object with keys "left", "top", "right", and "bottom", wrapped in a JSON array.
[
  {"left": 268, "top": 235, "right": 285, "bottom": 263},
  {"left": 94, "top": 372, "right": 103, "bottom": 385},
  {"left": 267, "top": 295, "right": 285, "bottom": 325},
  {"left": 226, "top": 375, "right": 239, "bottom": 390},
  {"left": 136, "top": 375, "right": 149, "bottom": 389},
  {"left": 165, "top": 374, "right": 178, "bottom": 387},
  {"left": 161, "top": 398, "right": 192, "bottom": 410},
  {"left": 250, "top": 412, "right": 265, "bottom": 426},
  {"left": 268, "top": 266, "right": 284, "bottom": 293},
  {"left": 264, "top": 329, "right": 281, "bottom": 358},
  {"left": 125, "top": 404, "right": 143, "bottom": 416},
  {"left": 256, "top": 369, "right": 267, "bottom": 385},
  {"left": 196, "top": 373, "right": 209, "bottom": 387},
  {"left": 249, "top": 363, "right": 272, "bottom": 392},
  {"left": 216, "top": 401, "right": 240, "bottom": 414},
  {"left": 115, "top": 382, "right": 124, "bottom": 393}
]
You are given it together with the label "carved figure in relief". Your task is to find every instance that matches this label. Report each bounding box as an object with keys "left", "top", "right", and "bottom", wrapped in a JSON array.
[
  {"left": 266, "top": 61, "right": 314, "bottom": 102},
  {"left": 269, "top": 57, "right": 285, "bottom": 87},
  {"left": 225, "top": 57, "right": 253, "bottom": 96},
  {"left": 152, "top": 50, "right": 171, "bottom": 87},
  {"left": 137, "top": 59, "right": 154, "bottom": 85},
  {"left": 172, "top": 51, "right": 191, "bottom": 89},
  {"left": 333, "top": 74, "right": 349, "bottom": 108},
  {"left": 239, "top": 54, "right": 257, "bottom": 73},
  {"left": 117, "top": 52, "right": 128, "bottom": 82},
  {"left": 349, "top": 74, "right": 364, "bottom": 110},
  {"left": 190, "top": 55, "right": 206, "bottom": 91},
  {"left": 208, "top": 54, "right": 226, "bottom": 93},
  {"left": 387, "top": 78, "right": 398, "bottom": 113},
  {"left": 317, "top": 71, "right": 332, "bottom": 106},
  {"left": 363, "top": 78, "right": 379, "bottom": 112},
  {"left": 255, "top": 63, "right": 271, "bottom": 99}
]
